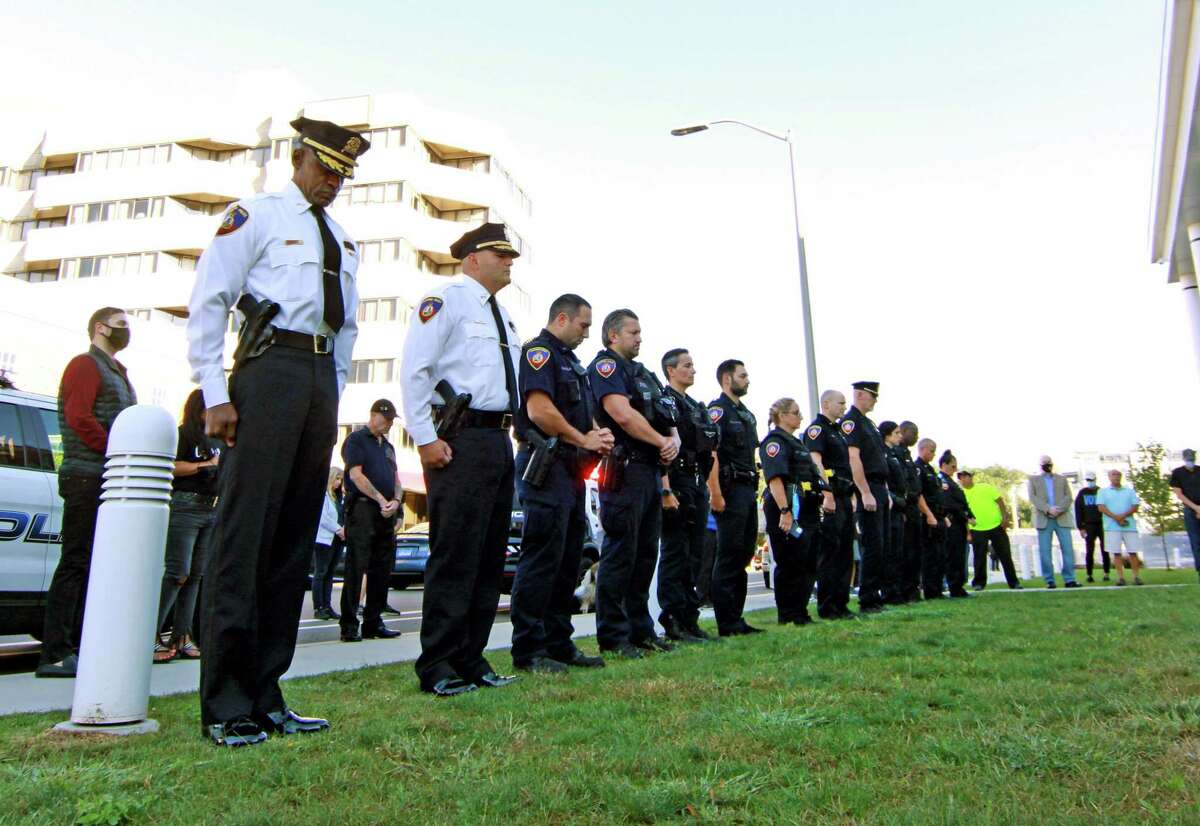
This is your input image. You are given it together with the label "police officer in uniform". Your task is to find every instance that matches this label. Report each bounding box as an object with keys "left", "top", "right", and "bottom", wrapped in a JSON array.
[
  {"left": 759, "top": 398, "right": 827, "bottom": 625},
  {"left": 880, "top": 421, "right": 909, "bottom": 604},
  {"left": 896, "top": 421, "right": 924, "bottom": 602},
  {"left": 588, "top": 309, "right": 680, "bottom": 658},
  {"left": 510, "top": 294, "right": 612, "bottom": 674},
  {"left": 841, "top": 380, "right": 889, "bottom": 613},
  {"left": 805, "top": 389, "right": 856, "bottom": 620},
  {"left": 938, "top": 450, "right": 974, "bottom": 598},
  {"left": 658, "top": 348, "right": 720, "bottom": 643},
  {"left": 187, "top": 117, "right": 367, "bottom": 746},
  {"left": 915, "top": 438, "right": 947, "bottom": 599},
  {"left": 708, "top": 359, "right": 764, "bottom": 636},
  {"left": 399, "top": 222, "right": 522, "bottom": 696}
]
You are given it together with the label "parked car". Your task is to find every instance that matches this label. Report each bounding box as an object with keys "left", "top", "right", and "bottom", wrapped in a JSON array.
[
  {"left": 502, "top": 486, "right": 601, "bottom": 595},
  {"left": 391, "top": 522, "right": 430, "bottom": 589},
  {"left": 0, "top": 387, "right": 64, "bottom": 638}
]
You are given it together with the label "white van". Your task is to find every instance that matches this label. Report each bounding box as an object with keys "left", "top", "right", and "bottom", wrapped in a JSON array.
[{"left": 0, "top": 387, "right": 63, "bottom": 638}]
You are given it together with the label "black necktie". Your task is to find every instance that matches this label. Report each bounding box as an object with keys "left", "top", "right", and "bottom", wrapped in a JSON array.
[
  {"left": 311, "top": 205, "right": 344, "bottom": 333},
  {"left": 488, "top": 295, "right": 517, "bottom": 414}
]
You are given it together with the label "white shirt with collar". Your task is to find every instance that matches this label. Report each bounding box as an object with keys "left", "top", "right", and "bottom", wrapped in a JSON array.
[
  {"left": 399, "top": 274, "right": 519, "bottom": 446},
  {"left": 186, "top": 180, "right": 360, "bottom": 408}
]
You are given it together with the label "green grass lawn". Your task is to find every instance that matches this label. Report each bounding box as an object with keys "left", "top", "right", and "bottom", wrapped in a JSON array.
[{"left": 2, "top": 570, "right": 1199, "bottom": 825}]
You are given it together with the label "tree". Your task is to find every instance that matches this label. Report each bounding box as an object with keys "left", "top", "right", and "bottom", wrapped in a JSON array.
[{"left": 1128, "top": 441, "right": 1184, "bottom": 563}]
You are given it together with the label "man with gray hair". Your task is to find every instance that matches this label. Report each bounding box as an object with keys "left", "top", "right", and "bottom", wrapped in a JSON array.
[{"left": 805, "top": 389, "right": 855, "bottom": 618}]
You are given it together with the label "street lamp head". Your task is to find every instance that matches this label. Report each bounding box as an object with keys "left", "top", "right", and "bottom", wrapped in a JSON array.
[{"left": 670, "top": 124, "right": 709, "bottom": 136}]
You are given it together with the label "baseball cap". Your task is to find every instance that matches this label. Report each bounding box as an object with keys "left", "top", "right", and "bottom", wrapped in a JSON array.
[
  {"left": 1084, "top": 471, "right": 1096, "bottom": 481},
  {"left": 371, "top": 398, "right": 396, "bottom": 419},
  {"left": 1184, "top": 448, "right": 1196, "bottom": 461}
]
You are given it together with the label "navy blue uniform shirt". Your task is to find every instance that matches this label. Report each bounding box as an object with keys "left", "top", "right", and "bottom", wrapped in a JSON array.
[
  {"left": 803, "top": 413, "right": 851, "bottom": 480},
  {"left": 516, "top": 328, "right": 593, "bottom": 442},
  {"left": 709, "top": 394, "right": 758, "bottom": 476},
  {"left": 840, "top": 406, "right": 888, "bottom": 479},
  {"left": 341, "top": 426, "right": 397, "bottom": 501},
  {"left": 588, "top": 348, "right": 674, "bottom": 458}
]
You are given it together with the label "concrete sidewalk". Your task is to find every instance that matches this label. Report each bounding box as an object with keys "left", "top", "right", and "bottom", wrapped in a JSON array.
[{"left": 0, "top": 592, "right": 780, "bottom": 717}]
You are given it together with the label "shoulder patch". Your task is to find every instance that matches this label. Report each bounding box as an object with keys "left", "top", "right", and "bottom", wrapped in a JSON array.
[
  {"left": 526, "top": 346, "right": 551, "bottom": 371},
  {"left": 841, "top": 420, "right": 855, "bottom": 435},
  {"left": 216, "top": 206, "right": 249, "bottom": 237},
  {"left": 708, "top": 406, "right": 724, "bottom": 423},
  {"left": 418, "top": 296, "right": 444, "bottom": 323},
  {"left": 596, "top": 358, "right": 617, "bottom": 379},
  {"left": 806, "top": 424, "right": 822, "bottom": 441},
  {"left": 765, "top": 441, "right": 781, "bottom": 458}
]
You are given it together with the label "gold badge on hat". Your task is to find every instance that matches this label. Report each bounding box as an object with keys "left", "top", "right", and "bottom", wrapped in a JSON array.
[{"left": 343, "top": 136, "right": 362, "bottom": 156}]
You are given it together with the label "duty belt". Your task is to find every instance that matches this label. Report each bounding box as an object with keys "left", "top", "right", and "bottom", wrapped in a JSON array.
[
  {"left": 453, "top": 408, "right": 512, "bottom": 430},
  {"left": 867, "top": 473, "right": 888, "bottom": 484},
  {"left": 729, "top": 468, "right": 758, "bottom": 485},
  {"left": 273, "top": 328, "right": 334, "bottom": 355}
]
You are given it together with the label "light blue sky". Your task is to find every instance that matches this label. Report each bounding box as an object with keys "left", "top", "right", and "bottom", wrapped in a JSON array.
[{"left": 5, "top": 0, "right": 1190, "bottom": 469}]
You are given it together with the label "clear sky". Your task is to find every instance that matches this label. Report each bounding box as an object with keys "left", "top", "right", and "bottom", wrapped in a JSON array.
[{"left": 4, "top": 0, "right": 1192, "bottom": 472}]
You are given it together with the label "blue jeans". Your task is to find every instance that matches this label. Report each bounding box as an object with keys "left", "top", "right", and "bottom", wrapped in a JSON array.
[
  {"left": 157, "top": 494, "right": 217, "bottom": 640},
  {"left": 1184, "top": 509, "right": 1200, "bottom": 572},
  {"left": 1037, "top": 522, "right": 1076, "bottom": 585}
]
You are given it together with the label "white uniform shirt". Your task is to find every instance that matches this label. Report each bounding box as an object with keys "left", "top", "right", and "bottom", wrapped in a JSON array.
[
  {"left": 186, "top": 181, "right": 360, "bottom": 408},
  {"left": 399, "top": 275, "right": 519, "bottom": 446}
]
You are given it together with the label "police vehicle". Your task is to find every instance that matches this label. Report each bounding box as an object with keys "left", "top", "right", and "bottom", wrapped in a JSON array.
[{"left": 0, "top": 387, "right": 64, "bottom": 638}]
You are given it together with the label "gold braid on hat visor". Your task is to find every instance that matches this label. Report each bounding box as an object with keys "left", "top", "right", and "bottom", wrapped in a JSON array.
[
  {"left": 302, "top": 137, "right": 356, "bottom": 178},
  {"left": 473, "top": 239, "right": 519, "bottom": 255}
]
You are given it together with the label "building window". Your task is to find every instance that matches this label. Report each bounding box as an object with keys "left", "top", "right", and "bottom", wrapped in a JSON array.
[
  {"left": 357, "top": 297, "right": 408, "bottom": 323},
  {"left": 336, "top": 180, "right": 404, "bottom": 208},
  {"left": 9, "top": 269, "right": 59, "bottom": 283},
  {"left": 65, "top": 252, "right": 158, "bottom": 280},
  {"left": 347, "top": 359, "right": 398, "bottom": 384},
  {"left": 418, "top": 253, "right": 461, "bottom": 277},
  {"left": 15, "top": 217, "right": 66, "bottom": 239},
  {"left": 71, "top": 197, "right": 165, "bottom": 225},
  {"left": 77, "top": 144, "right": 172, "bottom": 172},
  {"left": 365, "top": 126, "right": 406, "bottom": 149},
  {"left": 355, "top": 237, "right": 417, "bottom": 267}
]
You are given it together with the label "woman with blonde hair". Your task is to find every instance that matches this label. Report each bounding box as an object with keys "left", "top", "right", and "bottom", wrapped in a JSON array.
[
  {"left": 758, "top": 398, "right": 827, "bottom": 625},
  {"left": 311, "top": 467, "right": 346, "bottom": 620}
]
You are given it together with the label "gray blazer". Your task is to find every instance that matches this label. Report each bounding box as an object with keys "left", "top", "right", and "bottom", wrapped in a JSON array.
[{"left": 1028, "top": 473, "right": 1074, "bottom": 529}]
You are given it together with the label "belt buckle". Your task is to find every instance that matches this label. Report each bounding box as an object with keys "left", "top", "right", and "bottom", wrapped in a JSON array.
[
  {"left": 500, "top": 414, "right": 513, "bottom": 430},
  {"left": 313, "top": 334, "right": 331, "bottom": 354}
]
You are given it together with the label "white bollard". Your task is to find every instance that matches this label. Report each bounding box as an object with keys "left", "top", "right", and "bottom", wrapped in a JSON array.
[{"left": 55, "top": 405, "right": 177, "bottom": 737}]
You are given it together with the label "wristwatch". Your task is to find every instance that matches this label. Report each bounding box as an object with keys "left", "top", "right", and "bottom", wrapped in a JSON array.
[{"left": 661, "top": 488, "right": 674, "bottom": 497}]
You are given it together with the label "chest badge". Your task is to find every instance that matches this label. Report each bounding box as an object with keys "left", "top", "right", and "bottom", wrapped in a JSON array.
[
  {"left": 418, "top": 296, "right": 444, "bottom": 323},
  {"left": 841, "top": 420, "right": 856, "bottom": 435},
  {"left": 596, "top": 358, "right": 617, "bottom": 379},
  {"left": 806, "top": 424, "right": 822, "bottom": 441},
  {"left": 526, "top": 346, "right": 551, "bottom": 370},
  {"left": 708, "top": 406, "right": 724, "bottom": 423},
  {"left": 216, "top": 205, "right": 249, "bottom": 237},
  {"left": 765, "top": 441, "right": 781, "bottom": 458}
]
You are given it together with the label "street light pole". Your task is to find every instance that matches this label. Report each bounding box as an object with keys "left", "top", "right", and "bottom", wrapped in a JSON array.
[{"left": 671, "top": 120, "right": 820, "bottom": 417}]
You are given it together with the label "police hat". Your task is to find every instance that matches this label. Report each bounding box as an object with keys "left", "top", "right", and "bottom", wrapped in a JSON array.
[
  {"left": 852, "top": 380, "right": 880, "bottom": 396},
  {"left": 289, "top": 117, "right": 370, "bottom": 179},
  {"left": 370, "top": 398, "right": 396, "bottom": 419},
  {"left": 450, "top": 222, "right": 520, "bottom": 260}
]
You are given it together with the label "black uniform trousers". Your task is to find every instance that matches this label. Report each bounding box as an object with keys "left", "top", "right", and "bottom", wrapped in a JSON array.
[
  {"left": 39, "top": 474, "right": 103, "bottom": 664},
  {"left": 658, "top": 475, "right": 708, "bottom": 630},
  {"left": 339, "top": 498, "right": 396, "bottom": 634},
  {"left": 596, "top": 459, "right": 661, "bottom": 649},
  {"left": 417, "top": 427, "right": 513, "bottom": 689},
  {"left": 922, "top": 521, "right": 947, "bottom": 598},
  {"left": 816, "top": 492, "right": 855, "bottom": 616},
  {"left": 885, "top": 498, "right": 906, "bottom": 602},
  {"left": 1081, "top": 525, "right": 1110, "bottom": 578},
  {"left": 944, "top": 519, "right": 970, "bottom": 595},
  {"left": 970, "top": 526, "right": 1020, "bottom": 588},
  {"left": 901, "top": 505, "right": 923, "bottom": 600},
  {"left": 200, "top": 347, "right": 336, "bottom": 725},
  {"left": 855, "top": 480, "right": 890, "bottom": 608},
  {"left": 712, "top": 481, "right": 760, "bottom": 633},
  {"left": 763, "top": 497, "right": 817, "bottom": 623},
  {"left": 695, "top": 526, "right": 717, "bottom": 604},
  {"left": 510, "top": 452, "right": 586, "bottom": 665}
]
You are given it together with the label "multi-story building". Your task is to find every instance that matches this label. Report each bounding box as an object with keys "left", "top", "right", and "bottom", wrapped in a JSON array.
[{"left": 0, "top": 93, "right": 537, "bottom": 519}]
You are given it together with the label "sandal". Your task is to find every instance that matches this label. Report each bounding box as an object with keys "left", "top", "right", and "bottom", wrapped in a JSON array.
[
  {"left": 153, "top": 640, "right": 178, "bottom": 663},
  {"left": 175, "top": 638, "right": 202, "bottom": 660}
]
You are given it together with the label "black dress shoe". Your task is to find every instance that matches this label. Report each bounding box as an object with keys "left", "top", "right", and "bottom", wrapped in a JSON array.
[
  {"left": 553, "top": 650, "right": 606, "bottom": 668},
  {"left": 600, "top": 642, "right": 645, "bottom": 659},
  {"left": 428, "top": 676, "right": 477, "bottom": 697},
  {"left": 362, "top": 625, "right": 401, "bottom": 639},
  {"left": 1046, "top": 582, "right": 1057, "bottom": 589},
  {"left": 474, "top": 671, "right": 517, "bottom": 688},
  {"left": 793, "top": 615, "right": 814, "bottom": 626},
  {"left": 35, "top": 653, "right": 78, "bottom": 678},
  {"left": 340, "top": 629, "right": 362, "bottom": 642},
  {"left": 738, "top": 622, "right": 765, "bottom": 634},
  {"left": 663, "top": 619, "right": 705, "bottom": 644},
  {"left": 685, "top": 625, "right": 720, "bottom": 642},
  {"left": 1064, "top": 581, "right": 1082, "bottom": 588},
  {"left": 382, "top": 604, "right": 402, "bottom": 615},
  {"left": 313, "top": 607, "right": 332, "bottom": 620},
  {"left": 256, "top": 708, "right": 329, "bottom": 735},
  {"left": 515, "top": 656, "right": 569, "bottom": 674},
  {"left": 632, "top": 636, "right": 675, "bottom": 653},
  {"left": 972, "top": 585, "right": 985, "bottom": 592},
  {"left": 949, "top": 590, "right": 971, "bottom": 599},
  {"left": 204, "top": 717, "right": 267, "bottom": 747},
  {"left": 859, "top": 604, "right": 886, "bottom": 614},
  {"left": 325, "top": 607, "right": 341, "bottom": 620}
]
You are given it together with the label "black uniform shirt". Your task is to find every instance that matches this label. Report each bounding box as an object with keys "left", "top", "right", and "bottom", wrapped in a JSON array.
[
  {"left": 760, "top": 428, "right": 825, "bottom": 521},
  {"left": 803, "top": 413, "right": 851, "bottom": 480},
  {"left": 885, "top": 445, "right": 907, "bottom": 501},
  {"left": 840, "top": 405, "right": 888, "bottom": 480},
  {"left": 515, "top": 328, "right": 592, "bottom": 442},
  {"left": 939, "top": 471, "right": 973, "bottom": 524},
  {"left": 588, "top": 348, "right": 675, "bottom": 458},
  {"left": 709, "top": 394, "right": 758, "bottom": 476},
  {"left": 896, "top": 445, "right": 921, "bottom": 507},
  {"left": 666, "top": 386, "right": 719, "bottom": 484},
  {"left": 341, "top": 427, "right": 398, "bottom": 502},
  {"left": 917, "top": 457, "right": 943, "bottom": 514}
]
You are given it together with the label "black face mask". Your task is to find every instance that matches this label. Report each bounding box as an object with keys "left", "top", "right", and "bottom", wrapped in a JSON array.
[
  {"left": 1041, "top": 463, "right": 1053, "bottom": 473},
  {"left": 104, "top": 325, "right": 130, "bottom": 352}
]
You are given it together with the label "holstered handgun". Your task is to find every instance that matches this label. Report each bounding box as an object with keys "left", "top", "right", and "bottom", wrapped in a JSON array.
[
  {"left": 598, "top": 443, "right": 628, "bottom": 494},
  {"left": 232, "top": 294, "right": 281, "bottom": 371},
  {"left": 522, "top": 431, "right": 560, "bottom": 488},
  {"left": 434, "top": 380, "right": 472, "bottom": 440}
]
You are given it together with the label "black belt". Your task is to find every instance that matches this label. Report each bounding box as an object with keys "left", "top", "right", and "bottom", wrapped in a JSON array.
[
  {"left": 274, "top": 328, "right": 334, "bottom": 355},
  {"left": 460, "top": 408, "right": 512, "bottom": 430},
  {"left": 628, "top": 451, "right": 660, "bottom": 465},
  {"left": 867, "top": 474, "right": 888, "bottom": 484},
  {"left": 729, "top": 469, "right": 757, "bottom": 484},
  {"left": 172, "top": 490, "right": 217, "bottom": 507}
]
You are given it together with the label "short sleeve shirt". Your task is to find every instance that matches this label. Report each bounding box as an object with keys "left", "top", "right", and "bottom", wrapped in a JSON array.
[
  {"left": 341, "top": 427, "right": 397, "bottom": 501},
  {"left": 588, "top": 348, "right": 638, "bottom": 448},
  {"left": 516, "top": 328, "right": 592, "bottom": 441},
  {"left": 963, "top": 482, "right": 1003, "bottom": 532},
  {"left": 1096, "top": 486, "right": 1139, "bottom": 532},
  {"left": 803, "top": 413, "right": 851, "bottom": 477},
  {"left": 172, "top": 427, "right": 221, "bottom": 496},
  {"left": 840, "top": 407, "right": 887, "bottom": 478}
]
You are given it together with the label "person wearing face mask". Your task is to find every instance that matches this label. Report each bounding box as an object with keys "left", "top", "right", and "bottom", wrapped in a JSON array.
[
  {"left": 1027, "top": 456, "right": 1081, "bottom": 589},
  {"left": 36, "top": 307, "right": 137, "bottom": 678},
  {"left": 1169, "top": 449, "right": 1200, "bottom": 582}
]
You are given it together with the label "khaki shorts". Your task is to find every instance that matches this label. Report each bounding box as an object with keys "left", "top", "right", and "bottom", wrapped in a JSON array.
[{"left": 1104, "top": 531, "right": 1140, "bottom": 556}]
